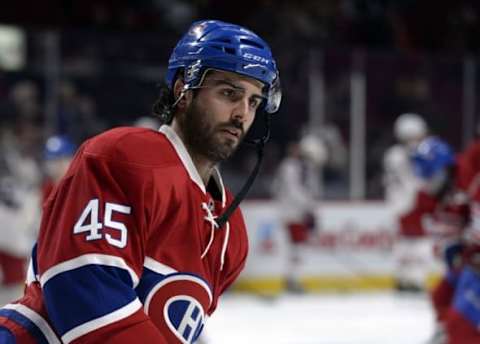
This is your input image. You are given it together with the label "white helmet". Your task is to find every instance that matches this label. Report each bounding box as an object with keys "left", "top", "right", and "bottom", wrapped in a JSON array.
[
  {"left": 393, "top": 113, "right": 427, "bottom": 143},
  {"left": 299, "top": 134, "right": 328, "bottom": 166}
]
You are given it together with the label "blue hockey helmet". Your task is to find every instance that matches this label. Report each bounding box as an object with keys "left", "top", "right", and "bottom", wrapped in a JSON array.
[
  {"left": 166, "top": 20, "right": 281, "bottom": 114},
  {"left": 44, "top": 135, "right": 76, "bottom": 160},
  {"left": 411, "top": 137, "right": 455, "bottom": 179}
]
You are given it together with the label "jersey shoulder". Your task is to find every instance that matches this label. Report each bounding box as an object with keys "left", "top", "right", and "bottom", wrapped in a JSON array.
[{"left": 82, "top": 127, "right": 180, "bottom": 168}]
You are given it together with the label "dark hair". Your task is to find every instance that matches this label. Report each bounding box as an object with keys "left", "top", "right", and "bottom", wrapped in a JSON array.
[
  {"left": 152, "top": 71, "right": 204, "bottom": 125},
  {"left": 152, "top": 82, "right": 176, "bottom": 125}
]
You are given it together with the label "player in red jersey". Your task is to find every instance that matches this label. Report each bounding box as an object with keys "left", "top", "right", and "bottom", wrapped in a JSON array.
[
  {"left": 439, "top": 138, "right": 480, "bottom": 344},
  {"left": 411, "top": 137, "right": 480, "bottom": 343},
  {"left": 0, "top": 20, "right": 281, "bottom": 343},
  {"left": 409, "top": 138, "right": 470, "bottom": 343}
]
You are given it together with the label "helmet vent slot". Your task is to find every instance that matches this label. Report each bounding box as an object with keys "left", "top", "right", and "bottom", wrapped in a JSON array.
[
  {"left": 215, "top": 38, "right": 231, "bottom": 43},
  {"left": 240, "top": 39, "right": 264, "bottom": 49},
  {"left": 211, "top": 45, "right": 236, "bottom": 55}
]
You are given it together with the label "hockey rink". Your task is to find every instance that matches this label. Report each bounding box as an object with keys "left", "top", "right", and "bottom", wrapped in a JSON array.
[{"left": 205, "top": 291, "right": 435, "bottom": 344}]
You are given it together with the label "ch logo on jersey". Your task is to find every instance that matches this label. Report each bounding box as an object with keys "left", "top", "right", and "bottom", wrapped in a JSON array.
[
  {"left": 144, "top": 274, "right": 212, "bottom": 344},
  {"left": 165, "top": 295, "right": 205, "bottom": 342}
]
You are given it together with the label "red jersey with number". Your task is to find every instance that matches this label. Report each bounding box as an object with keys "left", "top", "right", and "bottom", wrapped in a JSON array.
[{"left": 0, "top": 125, "right": 248, "bottom": 344}]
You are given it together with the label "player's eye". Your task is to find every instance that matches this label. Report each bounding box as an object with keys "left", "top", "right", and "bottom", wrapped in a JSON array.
[
  {"left": 221, "top": 88, "right": 240, "bottom": 99},
  {"left": 249, "top": 97, "right": 262, "bottom": 110}
]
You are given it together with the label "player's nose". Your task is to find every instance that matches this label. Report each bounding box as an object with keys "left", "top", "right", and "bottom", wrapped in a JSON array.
[{"left": 232, "top": 98, "right": 251, "bottom": 123}]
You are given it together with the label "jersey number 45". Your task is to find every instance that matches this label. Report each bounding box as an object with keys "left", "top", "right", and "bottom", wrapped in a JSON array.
[{"left": 73, "top": 199, "right": 131, "bottom": 248}]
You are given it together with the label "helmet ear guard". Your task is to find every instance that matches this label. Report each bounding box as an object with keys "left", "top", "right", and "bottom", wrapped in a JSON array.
[{"left": 264, "top": 76, "right": 281, "bottom": 114}]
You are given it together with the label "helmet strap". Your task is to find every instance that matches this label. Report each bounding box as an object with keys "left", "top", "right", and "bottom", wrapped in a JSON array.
[{"left": 215, "top": 113, "right": 271, "bottom": 228}]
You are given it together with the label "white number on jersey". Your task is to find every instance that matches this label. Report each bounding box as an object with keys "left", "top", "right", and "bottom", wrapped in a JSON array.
[
  {"left": 73, "top": 199, "right": 103, "bottom": 240},
  {"left": 73, "top": 199, "right": 131, "bottom": 248}
]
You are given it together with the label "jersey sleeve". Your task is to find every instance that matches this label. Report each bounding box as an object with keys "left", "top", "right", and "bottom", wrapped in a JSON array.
[
  {"left": 398, "top": 191, "right": 437, "bottom": 237},
  {"left": 36, "top": 142, "right": 166, "bottom": 343}
]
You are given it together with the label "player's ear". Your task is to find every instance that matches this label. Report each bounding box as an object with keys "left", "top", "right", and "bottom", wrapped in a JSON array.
[
  {"left": 173, "top": 78, "right": 184, "bottom": 99},
  {"left": 173, "top": 78, "right": 189, "bottom": 109}
]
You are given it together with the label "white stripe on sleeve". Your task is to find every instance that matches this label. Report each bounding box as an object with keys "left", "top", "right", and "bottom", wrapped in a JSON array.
[
  {"left": 40, "top": 254, "right": 140, "bottom": 288},
  {"left": 143, "top": 256, "right": 177, "bottom": 275},
  {"left": 3, "top": 303, "right": 61, "bottom": 344},
  {"left": 61, "top": 298, "right": 142, "bottom": 344}
]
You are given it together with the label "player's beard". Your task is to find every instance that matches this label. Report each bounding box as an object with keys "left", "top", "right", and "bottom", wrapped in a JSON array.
[{"left": 180, "top": 99, "right": 245, "bottom": 163}]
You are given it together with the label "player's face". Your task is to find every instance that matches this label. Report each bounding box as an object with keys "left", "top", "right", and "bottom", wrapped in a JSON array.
[{"left": 181, "top": 71, "right": 264, "bottom": 162}]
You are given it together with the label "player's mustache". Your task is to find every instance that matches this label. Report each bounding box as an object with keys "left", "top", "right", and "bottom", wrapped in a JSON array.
[{"left": 217, "top": 120, "right": 245, "bottom": 137}]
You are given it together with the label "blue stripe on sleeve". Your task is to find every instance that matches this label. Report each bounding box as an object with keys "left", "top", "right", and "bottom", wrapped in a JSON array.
[
  {"left": 0, "top": 326, "right": 15, "bottom": 343},
  {"left": 135, "top": 269, "right": 212, "bottom": 305},
  {"left": 135, "top": 267, "right": 166, "bottom": 304},
  {"left": 0, "top": 309, "right": 49, "bottom": 344},
  {"left": 42, "top": 265, "right": 137, "bottom": 336}
]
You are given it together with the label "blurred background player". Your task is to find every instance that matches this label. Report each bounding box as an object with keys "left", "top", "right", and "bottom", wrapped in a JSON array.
[
  {"left": 132, "top": 116, "right": 161, "bottom": 131},
  {"left": 271, "top": 133, "right": 326, "bottom": 292},
  {"left": 0, "top": 121, "right": 41, "bottom": 306},
  {"left": 438, "top": 136, "right": 480, "bottom": 343},
  {"left": 383, "top": 112, "right": 430, "bottom": 292},
  {"left": 41, "top": 135, "right": 77, "bottom": 201},
  {"left": 409, "top": 137, "right": 469, "bottom": 343}
]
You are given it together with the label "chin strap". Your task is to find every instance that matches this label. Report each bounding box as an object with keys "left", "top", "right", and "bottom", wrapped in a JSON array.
[{"left": 215, "top": 114, "right": 271, "bottom": 228}]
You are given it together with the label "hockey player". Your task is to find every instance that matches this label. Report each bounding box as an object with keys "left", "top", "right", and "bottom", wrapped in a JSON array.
[
  {"left": 383, "top": 112, "right": 430, "bottom": 291},
  {"left": 440, "top": 137, "right": 480, "bottom": 344},
  {"left": 408, "top": 138, "right": 469, "bottom": 343},
  {"left": 409, "top": 136, "right": 480, "bottom": 344},
  {"left": 271, "top": 134, "right": 326, "bottom": 292},
  {"left": 0, "top": 20, "right": 281, "bottom": 343},
  {"left": 0, "top": 124, "right": 41, "bottom": 307}
]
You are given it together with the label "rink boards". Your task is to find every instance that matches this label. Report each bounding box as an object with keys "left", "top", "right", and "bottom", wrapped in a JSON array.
[{"left": 234, "top": 201, "right": 443, "bottom": 295}]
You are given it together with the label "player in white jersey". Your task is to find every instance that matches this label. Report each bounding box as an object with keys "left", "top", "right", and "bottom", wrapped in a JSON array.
[
  {"left": 271, "top": 133, "right": 326, "bottom": 292},
  {"left": 383, "top": 113, "right": 430, "bottom": 291},
  {"left": 0, "top": 125, "right": 40, "bottom": 306}
]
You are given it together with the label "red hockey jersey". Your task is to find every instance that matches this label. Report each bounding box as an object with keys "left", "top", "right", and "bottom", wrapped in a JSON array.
[
  {"left": 0, "top": 125, "right": 249, "bottom": 343},
  {"left": 399, "top": 156, "right": 470, "bottom": 243},
  {"left": 459, "top": 140, "right": 480, "bottom": 265}
]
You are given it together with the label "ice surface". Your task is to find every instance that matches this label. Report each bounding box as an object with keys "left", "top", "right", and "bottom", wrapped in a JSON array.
[{"left": 205, "top": 291, "right": 435, "bottom": 344}]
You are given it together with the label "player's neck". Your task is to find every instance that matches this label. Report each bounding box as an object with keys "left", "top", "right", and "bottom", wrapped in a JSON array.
[
  {"left": 170, "top": 121, "right": 215, "bottom": 186},
  {"left": 190, "top": 155, "right": 215, "bottom": 185}
]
